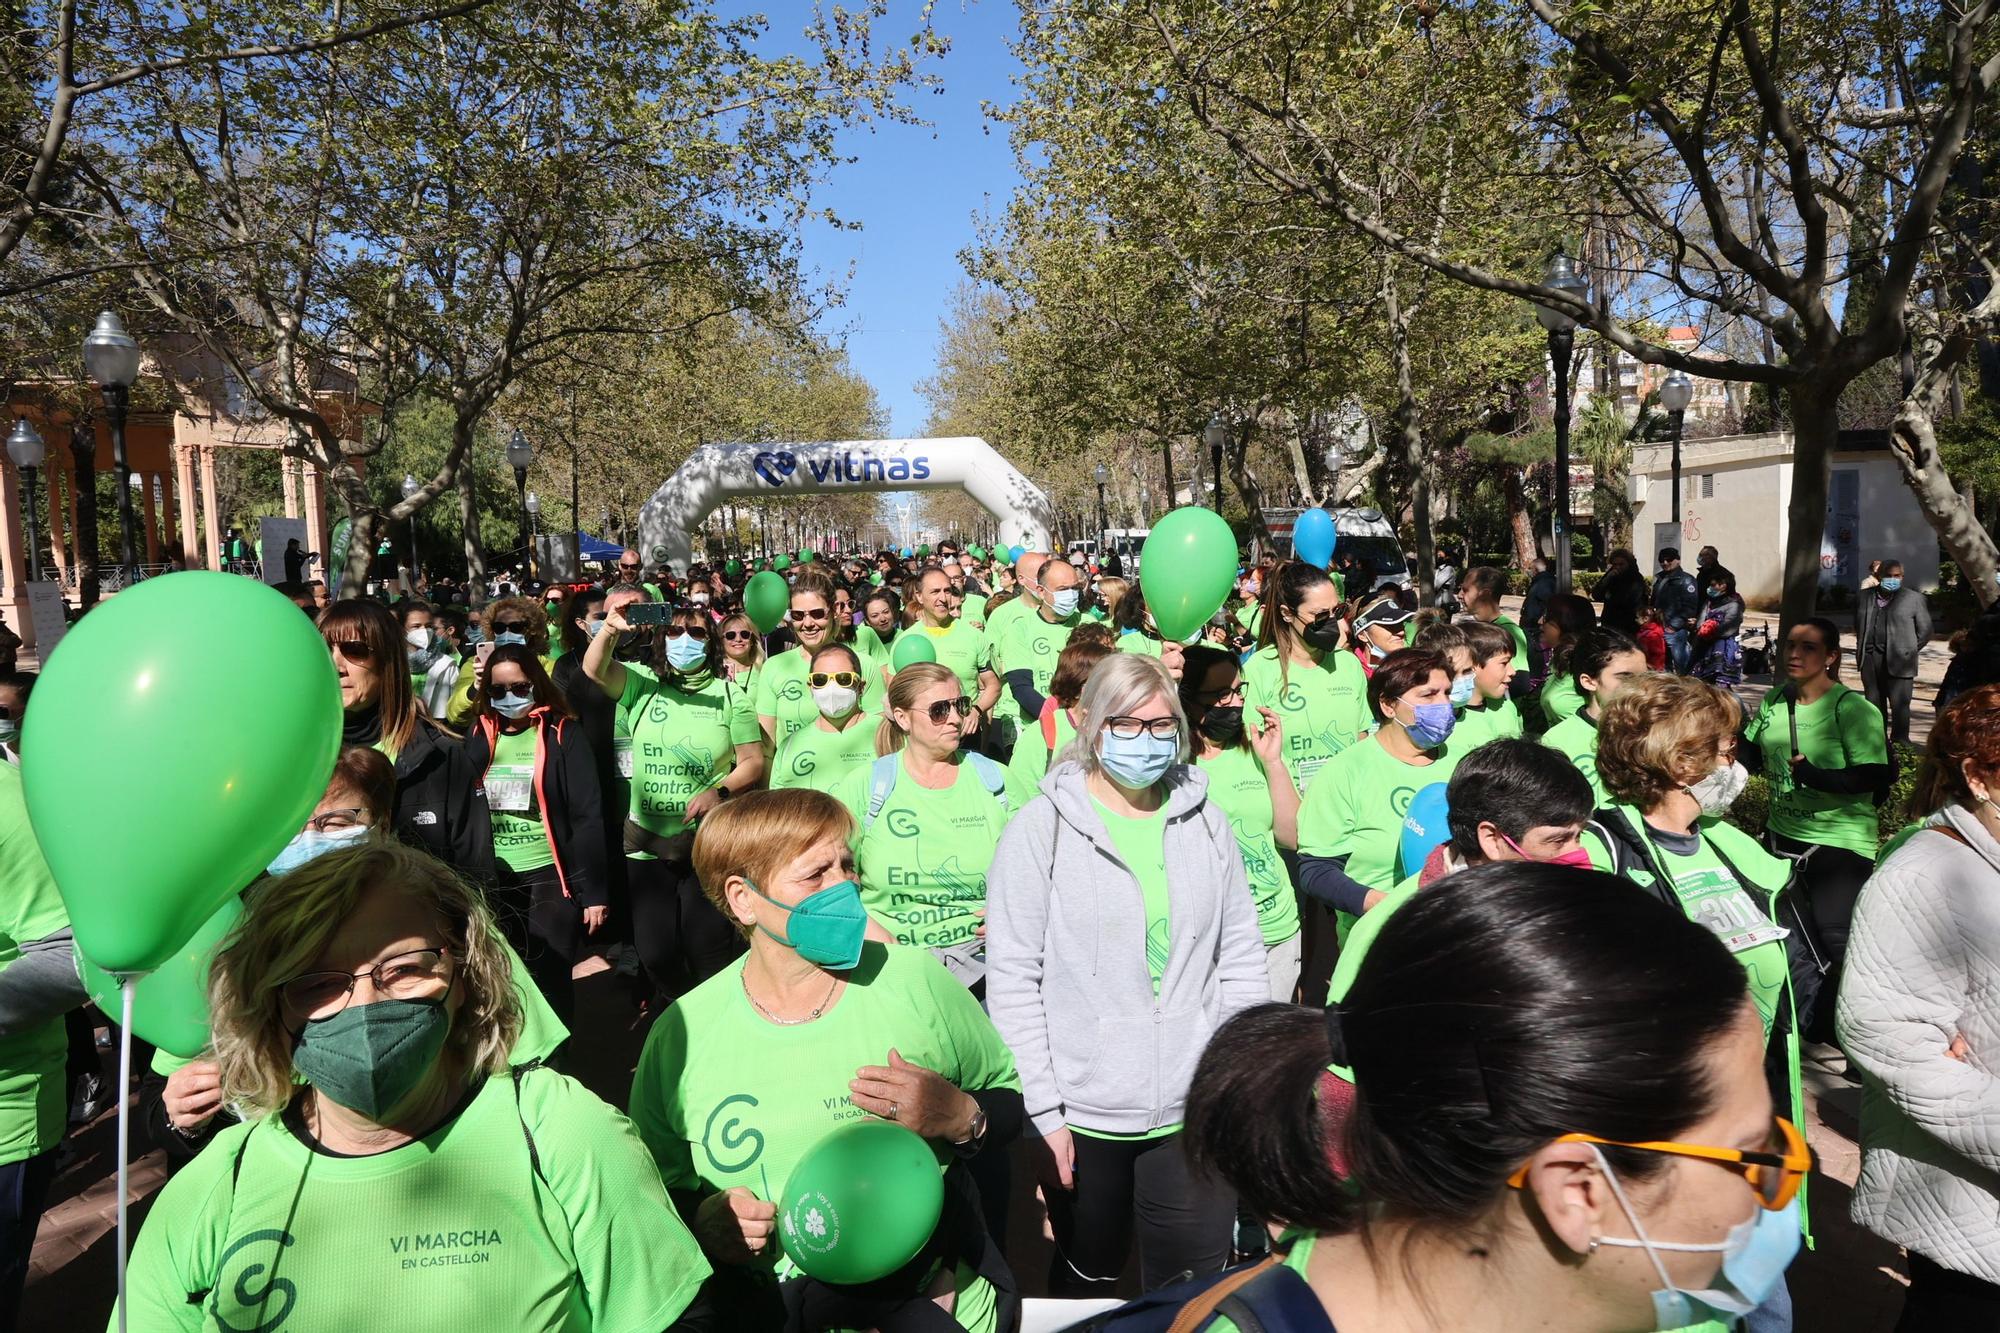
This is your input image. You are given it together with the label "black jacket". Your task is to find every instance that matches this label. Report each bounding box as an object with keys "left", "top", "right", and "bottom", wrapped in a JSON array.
[
  {"left": 1597, "top": 568, "right": 1649, "bottom": 634},
  {"left": 461, "top": 711, "right": 610, "bottom": 909},
  {"left": 552, "top": 649, "right": 628, "bottom": 900},
  {"left": 386, "top": 716, "right": 496, "bottom": 883}
]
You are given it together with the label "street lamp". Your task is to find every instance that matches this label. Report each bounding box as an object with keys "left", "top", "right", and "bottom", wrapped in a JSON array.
[
  {"left": 1093, "top": 462, "right": 1110, "bottom": 562},
  {"left": 1659, "top": 370, "right": 1694, "bottom": 527},
  {"left": 1203, "top": 414, "right": 1227, "bottom": 515},
  {"left": 82, "top": 310, "right": 142, "bottom": 583},
  {"left": 401, "top": 473, "right": 421, "bottom": 582},
  {"left": 1534, "top": 252, "right": 1589, "bottom": 593},
  {"left": 506, "top": 427, "right": 534, "bottom": 573},
  {"left": 524, "top": 490, "right": 540, "bottom": 580},
  {"left": 7, "top": 419, "right": 45, "bottom": 583}
]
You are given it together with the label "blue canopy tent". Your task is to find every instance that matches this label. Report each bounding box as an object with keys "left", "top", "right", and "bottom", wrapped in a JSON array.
[{"left": 575, "top": 531, "right": 623, "bottom": 563}]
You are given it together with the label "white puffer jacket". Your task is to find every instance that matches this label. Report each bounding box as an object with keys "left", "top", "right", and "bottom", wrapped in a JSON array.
[{"left": 1839, "top": 803, "right": 2000, "bottom": 1282}]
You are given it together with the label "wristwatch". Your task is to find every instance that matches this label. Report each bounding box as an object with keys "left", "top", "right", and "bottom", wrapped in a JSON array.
[{"left": 952, "top": 1105, "right": 988, "bottom": 1146}]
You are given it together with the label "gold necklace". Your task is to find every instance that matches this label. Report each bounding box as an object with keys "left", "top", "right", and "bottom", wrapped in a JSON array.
[{"left": 741, "top": 968, "right": 839, "bottom": 1025}]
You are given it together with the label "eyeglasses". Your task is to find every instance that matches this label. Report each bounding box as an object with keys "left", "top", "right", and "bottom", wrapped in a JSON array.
[
  {"left": 1105, "top": 714, "right": 1180, "bottom": 740},
  {"left": 793, "top": 608, "right": 830, "bottom": 623},
  {"left": 281, "top": 947, "right": 454, "bottom": 1022},
  {"left": 722, "top": 630, "right": 756, "bottom": 642},
  {"left": 488, "top": 682, "right": 534, "bottom": 701},
  {"left": 809, "top": 671, "right": 862, "bottom": 689},
  {"left": 618, "top": 563, "right": 642, "bottom": 573},
  {"left": 664, "top": 623, "right": 710, "bottom": 641},
  {"left": 327, "top": 638, "right": 375, "bottom": 663},
  {"left": 1507, "top": 1116, "right": 1812, "bottom": 1211},
  {"left": 305, "top": 807, "right": 368, "bottom": 832},
  {"left": 923, "top": 696, "right": 974, "bottom": 724},
  {"left": 1293, "top": 610, "right": 1337, "bottom": 629},
  {"left": 492, "top": 621, "right": 531, "bottom": 636}
]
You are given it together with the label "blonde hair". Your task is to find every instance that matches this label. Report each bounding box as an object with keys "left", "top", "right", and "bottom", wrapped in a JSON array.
[
  {"left": 692, "top": 789, "right": 856, "bottom": 936},
  {"left": 1057, "top": 651, "right": 1187, "bottom": 773},
  {"left": 1095, "top": 576, "right": 1130, "bottom": 619},
  {"left": 876, "top": 661, "right": 960, "bottom": 756},
  {"left": 208, "top": 841, "right": 521, "bottom": 1117},
  {"left": 1595, "top": 675, "right": 1742, "bottom": 810}
]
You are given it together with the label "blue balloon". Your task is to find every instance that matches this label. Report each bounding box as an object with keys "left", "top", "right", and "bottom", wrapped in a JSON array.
[
  {"left": 900, "top": 546, "right": 913, "bottom": 558},
  {"left": 1007, "top": 544, "right": 1025, "bottom": 563},
  {"left": 1398, "top": 782, "right": 1451, "bottom": 881},
  {"left": 1292, "top": 508, "right": 1337, "bottom": 569}
]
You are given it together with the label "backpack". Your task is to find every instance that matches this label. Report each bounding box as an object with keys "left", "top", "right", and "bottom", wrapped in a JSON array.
[
  {"left": 1062, "top": 1253, "right": 1333, "bottom": 1333},
  {"left": 864, "top": 751, "right": 1010, "bottom": 828}
]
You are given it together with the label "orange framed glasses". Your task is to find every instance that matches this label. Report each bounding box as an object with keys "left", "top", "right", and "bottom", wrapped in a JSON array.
[{"left": 1507, "top": 1116, "right": 1812, "bottom": 1211}]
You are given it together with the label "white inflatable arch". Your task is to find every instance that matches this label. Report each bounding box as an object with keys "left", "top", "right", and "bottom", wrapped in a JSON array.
[{"left": 637, "top": 437, "right": 1055, "bottom": 570}]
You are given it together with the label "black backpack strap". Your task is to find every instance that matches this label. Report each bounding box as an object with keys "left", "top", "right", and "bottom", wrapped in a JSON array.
[
  {"left": 1209, "top": 1262, "right": 1335, "bottom": 1333},
  {"left": 1589, "top": 809, "right": 1677, "bottom": 911},
  {"left": 512, "top": 1064, "right": 549, "bottom": 1189}
]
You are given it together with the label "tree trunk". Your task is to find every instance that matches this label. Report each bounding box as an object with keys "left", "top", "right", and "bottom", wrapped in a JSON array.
[
  {"left": 1892, "top": 322, "right": 2000, "bottom": 608},
  {"left": 339, "top": 489, "right": 376, "bottom": 599},
  {"left": 459, "top": 451, "right": 486, "bottom": 592},
  {"left": 1382, "top": 263, "right": 1434, "bottom": 600},
  {"left": 1780, "top": 388, "right": 1842, "bottom": 645},
  {"left": 1504, "top": 466, "right": 1536, "bottom": 569},
  {"left": 69, "top": 420, "right": 100, "bottom": 608},
  {"left": 1283, "top": 412, "right": 1314, "bottom": 505},
  {"left": 1224, "top": 425, "right": 1267, "bottom": 539}
]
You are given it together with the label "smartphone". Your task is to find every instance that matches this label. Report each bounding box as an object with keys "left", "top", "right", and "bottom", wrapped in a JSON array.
[
  {"left": 625, "top": 602, "right": 675, "bottom": 626},
  {"left": 475, "top": 641, "right": 495, "bottom": 667}
]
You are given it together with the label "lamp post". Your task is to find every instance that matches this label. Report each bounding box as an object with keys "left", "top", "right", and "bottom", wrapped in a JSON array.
[
  {"left": 401, "top": 473, "right": 421, "bottom": 583},
  {"left": 82, "top": 310, "right": 142, "bottom": 584},
  {"left": 1203, "top": 414, "right": 1227, "bottom": 514},
  {"left": 524, "top": 490, "right": 540, "bottom": 581},
  {"left": 1534, "top": 253, "right": 1590, "bottom": 593},
  {"left": 7, "top": 419, "right": 45, "bottom": 583},
  {"left": 1093, "top": 462, "right": 1110, "bottom": 562},
  {"left": 1659, "top": 370, "right": 1693, "bottom": 527},
  {"left": 506, "top": 427, "right": 534, "bottom": 575}
]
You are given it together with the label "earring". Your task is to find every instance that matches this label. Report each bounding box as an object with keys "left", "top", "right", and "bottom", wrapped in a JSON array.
[{"left": 1587, "top": 1237, "right": 1601, "bottom": 1255}]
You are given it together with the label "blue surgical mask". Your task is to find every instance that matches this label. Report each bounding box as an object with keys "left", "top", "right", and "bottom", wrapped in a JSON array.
[
  {"left": 664, "top": 633, "right": 708, "bottom": 671},
  {"left": 267, "top": 824, "right": 371, "bottom": 875},
  {"left": 1879, "top": 577, "right": 1902, "bottom": 592},
  {"left": 584, "top": 618, "right": 607, "bottom": 639},
  {"left": 1591, "top": 1146, "right": 1801, "bottom": 1328},
  {"left": 1448, "top": 673, "right": 1476, "bottom": 707},
  {"left": 495, "top": 631, "right": 528, "bottom": 647},
  {"left": 1098, "top": 729, "right": 1179, "bottom": 788},
  {"left": 491, "top": 693, "right": 534, "bottom": 719},
  {"left": 1401, "top": 700, "right": 1457, "bottom": 749},
  {"left": 1049, "top": 588, "right": 1080, "bottom": 618},
  {"left": 744, "top": 877, "right": 868, "bottom": 970}
]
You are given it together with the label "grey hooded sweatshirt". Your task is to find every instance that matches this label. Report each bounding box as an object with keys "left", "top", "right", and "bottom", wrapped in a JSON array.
[{"left": 986, "top": 759, "right": 1269, "bottom": 1137}]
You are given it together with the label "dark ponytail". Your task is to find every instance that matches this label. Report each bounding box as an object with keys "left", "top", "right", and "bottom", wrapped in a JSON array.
[
  {"left": 1186, "top": 862, "right": 1749, "bottom": 1234},
  {"left": 1569, "top": 627, "right": 1642, "bottom": 691},
  {"left": 1257, "top": 561, "right": 1344, "bottom": 690}
]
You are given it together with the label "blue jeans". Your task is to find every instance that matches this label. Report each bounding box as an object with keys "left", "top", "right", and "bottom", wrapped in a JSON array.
[
  {"left": 0, "top": 1149, "right": 56, "bottom": 1330},
  {"left": 1744, "top": 1274, "right": 1794, "bottom": 1332},
  {"left": 1666, "top": 628, "right": 1693, "bottom": 674}
]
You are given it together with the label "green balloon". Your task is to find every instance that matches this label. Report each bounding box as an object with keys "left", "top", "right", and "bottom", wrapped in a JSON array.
[
  {"left": 915, "top": 544, "right": 931, "bottom": 558},
  {"left": 773, "top": 554, "right": 792, "bottom": 571},
  {"left": 797, "top": 548, "right": 815, "bottom": 564},
  {"left": 869, "top": 571, "right": 885, "bottom": 586},
  {"left": 1141, "top": 506, "right": 1239, "bottom": 642},
  {"left": 24, "top": 573, "right": 340, "bottom": 974},
  {"left": 779, "top": 1120, "right": 944, "bottom": 1285},
  {"left": 967, "top": 545, "right": 984, "bottom": 560},
  {"left": 890, "top": 634, "right": 938, "bottom": 670},
  {"left": 743, "top": 570, "right": 791, "bottom": 633},
  {"left": 78, "top": 896, "right": 243, "bottom": 1058},
  {"left": 725, "top": 559, "right": 743, "bottom": 577}
]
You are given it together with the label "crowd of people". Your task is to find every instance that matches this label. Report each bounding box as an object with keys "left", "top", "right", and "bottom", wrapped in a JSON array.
[{"left": 0, "top": 534, "right": 1992, "bottom": 1333}]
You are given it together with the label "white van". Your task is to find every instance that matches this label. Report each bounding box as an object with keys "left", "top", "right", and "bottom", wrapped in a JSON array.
[{"left": 1263, "top": 508, "right": 1410, "bottom": 593}]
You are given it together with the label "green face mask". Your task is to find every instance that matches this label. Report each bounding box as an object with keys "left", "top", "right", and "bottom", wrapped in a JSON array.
[{"left": 291, "top": 996, "right": 451, "bottom": 1121}]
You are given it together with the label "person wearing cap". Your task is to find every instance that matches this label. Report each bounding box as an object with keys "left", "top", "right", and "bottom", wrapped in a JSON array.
[
  {"left": 1652, "top": 548, "right": 1701, "bottom": 674},
  {"left": 1350, "top": 594, "right": 1414, "bottom": 676}
]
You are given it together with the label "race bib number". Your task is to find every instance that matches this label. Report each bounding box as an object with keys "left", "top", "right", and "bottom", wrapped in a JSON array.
[
  {"left": 1672, "top": 867, "right": 1789, "bottom": 954},
  {"left": 614, "top": 736, "right": 635, "bottom": 780},
  {"left": 487, "top": 763, "right": 533, "bottom": 813}
]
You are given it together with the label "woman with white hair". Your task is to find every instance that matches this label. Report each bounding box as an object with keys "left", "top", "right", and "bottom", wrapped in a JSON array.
[{"left": 986, "top": 652, "right": 1268, "bottom": 1299}]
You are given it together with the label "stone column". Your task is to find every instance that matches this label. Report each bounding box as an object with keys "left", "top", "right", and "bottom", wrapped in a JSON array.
[
  {"left": 175, "top": 442, "right": 200, "bottom": 567},
  {"left": 200, "top": 446, "right": 223, "bottom": 572}
]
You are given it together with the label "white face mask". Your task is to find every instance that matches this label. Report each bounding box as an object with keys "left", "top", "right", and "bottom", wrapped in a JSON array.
[
  {"left": 405, "top": 627, "right": 431, "bottom": 649},
  {"left": 812, "top": 683, "right": 859, "bottom": 719},
  {"left": 1686, "top": 760, "right": 1749, "bottom": 816}
]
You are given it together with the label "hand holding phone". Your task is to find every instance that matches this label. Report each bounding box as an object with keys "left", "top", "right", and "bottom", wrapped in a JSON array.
[{"left": 624, "top": 602, "right": 674, "bottom": 627}]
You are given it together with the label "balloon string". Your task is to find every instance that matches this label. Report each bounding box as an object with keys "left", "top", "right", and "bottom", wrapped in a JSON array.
[{"left": 116, "top": 977, "right": 133, "bottom": 1333}]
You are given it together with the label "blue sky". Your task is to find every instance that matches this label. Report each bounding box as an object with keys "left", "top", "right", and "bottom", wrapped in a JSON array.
[{"left": 779, "top": 0, "right": 1024, "bottom": 436}]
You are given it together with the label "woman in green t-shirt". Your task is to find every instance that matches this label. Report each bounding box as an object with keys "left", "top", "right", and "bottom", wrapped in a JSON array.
[
  {"left": 1539, "top": 628, "right": 1649, "bottom": 808},
  {"left": 1180, "top": 644, "right": 1304, "bottom": 1001},
  {"left": 1182, "top": 863, "right": 1806, "bottom": 1333},
  {"left": 1240, "top": 561, "right": 1369, "bottom": 795},
  {"left": 1532, "top": 592, "right": 1598, "bottom": 730},
  {"left": 717, "top": 610, "right": 764, "bottom": 697},
  {"left": 770, "top": 643, "right": 878, "bottom": 794},
  {"left": 462, "top": 645, "right": 607, "bottom": 1022},
  {"left": 121, "top": 842, "right": 710, "bottom": 1333},
  {"left": 1742, "top": 616, "right": 1888, "bottom": 1042},
  {"left": 757, "top": 570, "right": 882, "bottom": 750}
]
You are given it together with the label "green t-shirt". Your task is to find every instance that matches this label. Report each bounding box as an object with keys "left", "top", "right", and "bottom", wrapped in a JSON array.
[
  {"left": 1745, "top": 683, "right": 1888, "bottom": 859},
  {"left": 1297, "top": 733, "right": 1461, "bottom": 891},
  {"left": 1453, "top": 694, "right": 1523, "bottom": 750},
  {"left": 119, "top": 1068, "right": 709, "bottom": 1332},
  {"left": 996, "top": 612, "right": 1080, "bottom": 727},
  {"left": 831, "top": 756, "right": 1011, "bottom": 949},
  {"left": 1538, "top": 670, "right": 1584, "bottom": 729},
  {"left": 488, "top": 726, "right": 556, "bottom": 873},
  {"left": 757, "top": 646, "right": 886, "bottom": 750},
  {"left": 1092, "top": 799, "right": 1171, "bottom": 994},
  {"left": 629, "top": 944, "right": 1019, "bottom": 1333},
  {"left": 1005, "top": 708, "right": 1075, "bottom": 803},
  {"left": 981, "top": 596, "right": 1035, "bottom": 673},
  {"left": 959, "top": 592, "right": 989, "bottom": 627},
  {"left": 770, "top": 713, "right": 880, "bottom": 794},
  {"left": 1542, "top": 711, "right": 1609, "bottom": 806},
  {"left": 1328, "top": 873, "right": 1422, "bottom": 1005},
  {"left": 1493, "top": 614, "right": 1531, "bottom": 673},
  {"left": 1241, "top": 646, "right": 1369, "bottom": 793},
  {"left": 618, "top": 666, "right": 760, "bottom": 852},
  {"left": 918, "top": 619, "right": 992, "bottom": 697},
  {"left": 1195, "top": 745, "right": 1301, "bottom": 946},
  {"left": 1116, "top": 629, "right": 1162, "bottom": 658},
  {"left": 1233, "top": 604, "right": 1264, "bottom": 637},
  {"left": 0, "top": 763, "right": 69, "bottom": 1166}
]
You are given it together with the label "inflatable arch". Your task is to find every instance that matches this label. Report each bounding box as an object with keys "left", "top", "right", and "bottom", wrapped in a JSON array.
[{"left": 636, "top": 437, "right": 1055, "bottom": 571}]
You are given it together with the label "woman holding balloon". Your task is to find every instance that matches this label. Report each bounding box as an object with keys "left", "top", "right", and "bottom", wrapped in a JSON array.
[{"left": 631, "top": 788, "right": 1022, "bottom": 1331}]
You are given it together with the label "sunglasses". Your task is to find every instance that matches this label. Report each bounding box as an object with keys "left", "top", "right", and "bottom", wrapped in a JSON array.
[
  {"left": 721, "top": 630, "right": 756, "bottom": 642},
  {"left": 922, "top": 696, "right": 974, "bottom": 724},
  {"left": 492, "top": 621, "right": 532, "bottom": 636},
  {"left": 809, "top": 671, "right": 862, "bottom": 689},
  {"left": 618, "top": 563, "right": 642, "bottom": 572},
  {"left": 1507, "top": 1116, "right": 1812, "bottom": 1211},
  {"left": 487, "top": 682, "right": 534, "bottom": 702},
  {"left": 793, "top": 608, "right": 831, "bottom": 623},
  {"left": 327, "top": 638, "right": 374, "bottom": 663},
  {"left": 664, "top": 623, "right": 710, "bottom": 641}
]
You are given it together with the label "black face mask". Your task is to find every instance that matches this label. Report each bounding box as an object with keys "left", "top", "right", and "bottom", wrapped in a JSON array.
[
  {"left": 1198, "top": 704, "right": 1245, "bottom": 745},
  {"left": 1299, "top": 618, "right": 1343, "bottom": 652}
]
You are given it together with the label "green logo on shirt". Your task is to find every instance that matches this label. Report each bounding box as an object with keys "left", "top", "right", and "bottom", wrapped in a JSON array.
[
  {"left": 1389, "top": 786, "right": 1417, "bottom": 817},
  {"left": 780, "top": 679, "right": 805, "bottom": 702},
  {"left": 1280, "top": 684, "right": 1307, "bottom": 711},
  {"left": 793, "top": 752, "right": 818, "bottom": 776},
  {"left": 212, "top": 1229, "right": 298, "bottom": 1331},
  {"left": 886, "top": 809, "right": 921, "bottom": 838},
  {"left": 702, "top": 1093, "right": 765, "bottom": 1175}
]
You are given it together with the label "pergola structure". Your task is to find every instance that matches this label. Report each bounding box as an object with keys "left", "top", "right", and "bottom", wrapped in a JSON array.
[{"left": 1, "top": 335, "right": 374, "bottom": 640}]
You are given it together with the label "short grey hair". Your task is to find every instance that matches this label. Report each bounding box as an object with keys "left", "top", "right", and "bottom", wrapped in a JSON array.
[{"left": 1057, "top": 651, "right": 1188, "bottom": 773}]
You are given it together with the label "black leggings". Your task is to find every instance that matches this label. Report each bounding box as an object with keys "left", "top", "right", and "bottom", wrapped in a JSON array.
[
  {"left": 1280, "top": 848, "right": 1335, "bottom": 1009},
  {"left": 627, "top": 854, "right": 744, "bottom": 1005},
  {"left": 1046, "top": 1130, "right": 1235, "bottom": 1298},
  {"left": 493, "top": 863, "right": 583, "bottom": 1025},
  {"left": 1770, "top": 834, "right": 1873, "bottom": 1043},
  {"left": 1898, "top": 1253, "right": 2000, "bottom": 1331}
]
